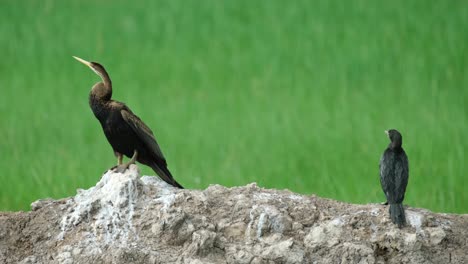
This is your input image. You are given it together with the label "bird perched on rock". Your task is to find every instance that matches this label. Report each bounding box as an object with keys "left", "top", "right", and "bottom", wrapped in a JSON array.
[
  {"left": 73, "top": 56, "right": 183, "bottom": 189},
  {"left": 379, "top": 129, "right": 409, "bottom": 228}
]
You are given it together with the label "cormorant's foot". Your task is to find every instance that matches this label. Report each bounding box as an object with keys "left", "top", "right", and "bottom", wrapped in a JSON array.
[{"left": 381, "top": 201, "right": 388, "bottom": 205}]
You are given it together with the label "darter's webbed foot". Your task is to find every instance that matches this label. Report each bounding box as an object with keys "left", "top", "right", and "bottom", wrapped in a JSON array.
[
  {"left": 111, "top": 150, "right": 138, "bottom": 173},
  {"left": 112, "top": 164, "right": 131, "bottom": 173},
  {"left": 381, "top": 201, "right": 388, "bottom": 205}
]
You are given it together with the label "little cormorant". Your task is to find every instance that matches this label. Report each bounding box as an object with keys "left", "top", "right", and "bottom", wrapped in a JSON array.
[{"left": 379, "top": 129, "right": 409, "bottom": 228}]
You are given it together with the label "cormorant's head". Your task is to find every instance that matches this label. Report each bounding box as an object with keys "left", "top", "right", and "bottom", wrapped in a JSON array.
[
  {"left": 385, "top": 129, "right": 403, "bottom": 148},
  {"left": 73, "top": 56, "right": 109, "bottom": 82}
]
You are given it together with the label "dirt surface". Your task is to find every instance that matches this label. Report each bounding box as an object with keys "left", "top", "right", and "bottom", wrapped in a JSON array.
[{"left": 1, "top": 165, "right": 467, "bottom": 263}]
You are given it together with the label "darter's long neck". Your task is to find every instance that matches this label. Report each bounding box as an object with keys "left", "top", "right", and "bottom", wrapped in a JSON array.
[{"left": 88, "top": 64, "right": 114, "bottom": 123}]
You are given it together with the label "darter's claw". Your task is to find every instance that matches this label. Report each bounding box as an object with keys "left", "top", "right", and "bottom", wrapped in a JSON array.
[{"left": 109, "top": 150, "right": 138, "bottom": 173}]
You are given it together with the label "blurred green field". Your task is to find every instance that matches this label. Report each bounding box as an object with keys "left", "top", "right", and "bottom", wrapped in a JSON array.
[{"left": 1, "top": 1, "right": 466, "bottom": 213}]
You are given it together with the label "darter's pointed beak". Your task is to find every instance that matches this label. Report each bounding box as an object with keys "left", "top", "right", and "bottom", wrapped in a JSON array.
[
  {"left": 384, "top": 130, "right": 389, "bottom": 135},
  {"left": 73, "top": 56, "right": 92, "bottom": 67}
]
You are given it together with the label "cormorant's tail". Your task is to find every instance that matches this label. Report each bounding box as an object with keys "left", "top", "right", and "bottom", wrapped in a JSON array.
[
  {"left": 150, "top": 162, "right": 184, "bottom": 189},
  {"left": 389, "top": 203, "right": 406, "bottom": 228}
]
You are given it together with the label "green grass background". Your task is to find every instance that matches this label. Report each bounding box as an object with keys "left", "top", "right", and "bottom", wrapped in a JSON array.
[{"left": 1, "top": 1, "right": 466, "bottom": 213}]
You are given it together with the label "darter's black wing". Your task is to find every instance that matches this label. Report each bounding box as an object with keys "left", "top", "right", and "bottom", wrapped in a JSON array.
[
  {"left": 121, "top": 108, "right": 166, "bottom": 165},
  {"left": 120, "top": 107, "right": 183, "bottom": 189}
]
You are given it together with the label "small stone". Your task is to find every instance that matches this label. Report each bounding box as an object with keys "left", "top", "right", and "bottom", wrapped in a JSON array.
[
  {"left": 428, "top": 227, "right": 446, "bottom": 245},
  {"left": 72, "top": 247, "right": 82, "bottom": 255}
]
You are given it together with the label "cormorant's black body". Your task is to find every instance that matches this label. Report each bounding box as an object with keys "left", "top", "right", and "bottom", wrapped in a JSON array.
[
  {"left": 379, "top": 129, "right": 408, "bottom": 228},
  {"left": 75, "top": 56, "right": 183, "bottom": 188}
]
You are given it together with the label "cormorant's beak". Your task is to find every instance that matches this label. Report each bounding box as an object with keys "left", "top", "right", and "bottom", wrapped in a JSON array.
[
  {"left": 384, "top": 130, "right": 389, "bottom": 135},
  {"left": 73, "top": 56, "right": 92, "bottom": 68}
]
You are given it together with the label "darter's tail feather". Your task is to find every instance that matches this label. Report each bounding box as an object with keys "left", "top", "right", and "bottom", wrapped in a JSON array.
[{"left": 150, "top": 162, "right": 184, "bottom": 189}]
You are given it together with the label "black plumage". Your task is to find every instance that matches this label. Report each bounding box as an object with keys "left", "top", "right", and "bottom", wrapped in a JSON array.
[
  {"left": 379, "top": 129, "right": 408, "bottom": 228},
  {"left": 73, "top": 56, "right": 183, "bottom": 189}
]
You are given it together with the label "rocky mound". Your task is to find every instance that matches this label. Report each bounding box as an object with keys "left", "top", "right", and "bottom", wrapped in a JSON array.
[{"left": 0, "top": 165, "right": 467, "bottom": 263}]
